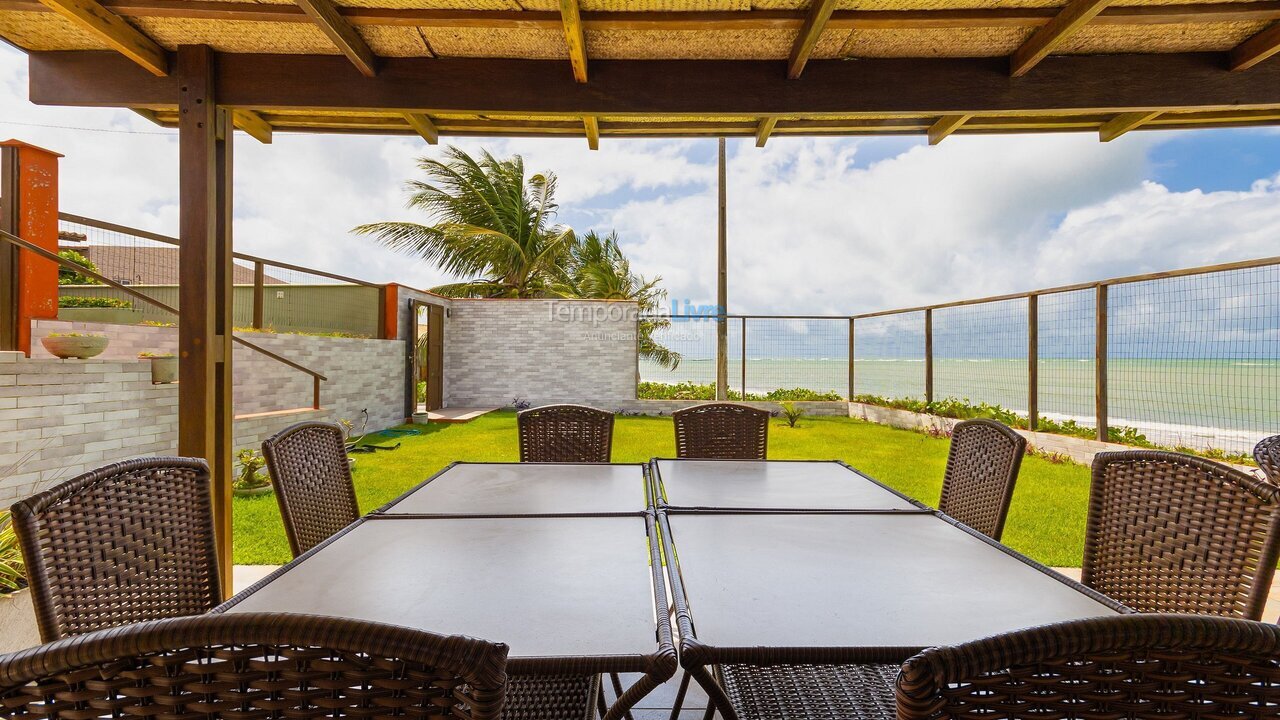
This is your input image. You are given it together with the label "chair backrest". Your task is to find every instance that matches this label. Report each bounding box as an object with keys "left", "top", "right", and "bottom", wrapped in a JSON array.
[
  {"left": 0, "top": 612, "right": 508, "bottom": 720},
  {"left": 672, "top": 403, "right": 770, "bottom": 459},
  {"left": 1256, "top": 434, "right": 1280, "bottom": 482},
  {"left": 937, "top": 419, "right": 1027, "bottom": 541},
  {"left": 897, "top": 614, "right": 1280, "bottom": 720},
  {"left": 262, "top": 421, "right": 361, "bottom": 558},
  {"left": 10, "top": 457, "right": 221, "bottom": 642},
  {"left": 517, "top": 404, "right": 614, "bottom": 463},
  {"left": 1084, "top": 450, "right": 1280, "bottom": 619}
]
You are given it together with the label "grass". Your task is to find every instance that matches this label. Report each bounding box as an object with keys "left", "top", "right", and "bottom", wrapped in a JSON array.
[{"left": 232, "top": 411, "right": 1092, "bottom": 567}]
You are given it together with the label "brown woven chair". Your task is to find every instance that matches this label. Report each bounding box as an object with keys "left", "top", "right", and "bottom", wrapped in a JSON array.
[
  {"left": 1256, "top": 434, "right": 1280, "bottom": 482},
  {"left": 262, "top": 421, "right": 361, "bottom": 558},
  {"left": 517, "top": 404, "right": 614, "bottom": 463},
  {"left": 672, "top": 403, "right": 769, "bottom": 459},
  {"left": 937, "top": 419, "right": 1026, "bottom": 540},
  {"left": 9, "top": 456, "right": 221, "bottom": 643},
  {"left": 898, "top": 614, "right": 1280, "bottom": 720},
  {"left": 0, "top": 612, "right": 509, "bottom": 720},
  {"left": 1084, "top": 450, "right": 1280, "bottom": 620}
]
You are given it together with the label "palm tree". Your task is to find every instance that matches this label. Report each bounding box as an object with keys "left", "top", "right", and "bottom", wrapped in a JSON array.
[
  {"left": 354, "top": 146, "right": 575, "bottom": 298},
  {"left": 568, "top": 231, "right": 681, "bottom": 370}
]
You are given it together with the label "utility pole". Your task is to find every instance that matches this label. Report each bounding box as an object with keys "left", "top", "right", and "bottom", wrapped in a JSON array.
[{"left": 716, "top": 137, "right": 728, "bottom": 400}]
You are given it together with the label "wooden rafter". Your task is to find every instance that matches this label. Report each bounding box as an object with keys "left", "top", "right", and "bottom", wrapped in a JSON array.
[
  {"left": 232, "top": 109, "right": 272, "bottom": 143},
  {"left": 755, "top": 117, "right": 778, "bottom": 146},
  {"left": 293, "top": 0, "right": 378, "bottom": 77},
  {"left": 1231, "top": 22, "right": 1280, "bottom": 71},
  {"left": 403, "top": 112, "right": 439, "bottom": 143},
  {"left": 558, "top": 0, "right": 588, "bottom": 83},
  {"left": 34, "top": 0, "right": 168, "bottom": 75},
  {"left": 788, "top": 0, "right": 838, "bottom": 79},
  {"left": 927, "top": 114, "right": 970, "bottom": 144},
  {"left": 10, "top": 1, "right": 1280, "bottom": 31},
  {"left": 583, "top": 116, "right": 599, "bottom": 149},
  {"left": 1010, "top": 0, "right": 1114, "bottom": 77},
  {"left": 1098, "top": 110, "right": 1160, "bottom": 141}
]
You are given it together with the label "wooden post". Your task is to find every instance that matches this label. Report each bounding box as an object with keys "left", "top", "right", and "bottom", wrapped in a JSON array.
[
  {"left": 251, "top": 261, "right": 264, "bottom": 329},
  {"left": 924, "top": 308, "right": 934, "bottom": 404},
  {"left": 1095, "top": 283, "right": 1108, "bottom": 442},
  {"left": 177, "top": 44, "right": 234, "bottom": 597},
  {"left": 715, "top": 137, "right": 728, "bottom": 401},
  {"left": 847, "top": 317, "right": 855, "bottom": 400},
  {"left": 740, "top": 316, "right": 747, "bottom": 399},
  {"left": 1027, "top": 293, "right": 1038, "bottom": 430},
  {"left": 0, "top": 147, "right": 17, "bottom": 352},
  {"left": 378, "top": 284, "right": 392, "bottom": 339}
]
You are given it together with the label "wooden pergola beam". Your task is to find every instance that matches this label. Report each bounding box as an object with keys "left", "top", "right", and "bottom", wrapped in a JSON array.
[
  {"left": 1230, "top": 22, "right": 1280, "bottom": 71},
  {"left": 403, "top": 112, "right": 439, "bottom": 143},
  {"left": 788, "top": 0, "right": 837, "bottom": 79},
  {"left": 558, "top": 0, "right": 588, "bottom": 83},
  {"left": 34, "top": 0, "right": 168, "bottom": 75},
  {"left": 31, "top": 52, "right": 1280, "bottom": 118},
  {"left": 927, "top": 114, "right": 970, "bottom": 144},
  {"left": 755, "top": 117, "right": 778, "bottom": 146},
  {"left": 232, "top": 108, "right": 272, "bottom": 143},
  {"left": 293, "top": 0, "right": 378, "bottom": 77},
  {"left": 1098, "top": 110, "right": 1160, "bottom": 140},
  {"left": 583, "top": 116, "right": 599, "bottom": 149},
  {"left": 1010, "top": 0, "right": 1114, "bottom": 77}
]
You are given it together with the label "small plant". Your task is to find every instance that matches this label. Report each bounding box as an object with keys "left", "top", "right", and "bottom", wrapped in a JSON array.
[
  {"left": 779, "top": 401, "right": 804, "bottom": 428},
  {"left": 233, "top": 449, "right": 271, "bottom": 491},
  {"left": 0, "top": 511, "right": 25, "bottom": 593},
  {"left": 58, "top": 295, "right": 132, "bottom": 309},
  {"left": 138, "top": 351, "right": 176, "bottom": 358},
  {"left": 141, "top": 320, "right": 177, "bottom": 328},
  {"left": 46, "top": 332, "right": 105, "bottom": 338},
  {"left": 510, "top": 397, "right": 531, "bottom": 411}
]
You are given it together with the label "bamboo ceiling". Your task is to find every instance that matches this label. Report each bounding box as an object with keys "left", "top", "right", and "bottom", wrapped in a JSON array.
[{"left": 5, "top": 0, "right": 1280, "bottom": 145}]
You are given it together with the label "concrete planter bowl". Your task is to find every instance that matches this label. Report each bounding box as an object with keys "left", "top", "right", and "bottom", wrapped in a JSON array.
[
  {"left": 41, "top": 334, "right": 109, "bottom": 359},
  {"left": 145, "top": 355, "right": 178, "bottom": 384},
  {"left": 0, "top": 588, "right": 40, "bottom": 654}
]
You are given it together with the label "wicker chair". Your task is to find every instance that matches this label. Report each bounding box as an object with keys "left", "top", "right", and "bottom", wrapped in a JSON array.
[
  {"left": 898, "top": 615, "right": 1280, "bottom": 720},
  {"left": 672, "top": 403, "right": 769, "bottom": 459},
  {"left": 517, "top": 404, "right": 614, "bottom": 463},
  {"left": 1256, "top": 434, "right": 1280, "bottom": 482},
  {"left": 1084, "top": 450, "right": 1280, "bottom": 620},
  {"left": 0, "top": 612, "right": 509, "bottom": 720},
  {"left": 9, "top": 456, "right": 222, "bottom": 643},
  {"left": 937, "top": 419, "right": 1026, "bottom": 540},
  {"left": 262, "top": 421, "right": 361, "bottom": 558}
]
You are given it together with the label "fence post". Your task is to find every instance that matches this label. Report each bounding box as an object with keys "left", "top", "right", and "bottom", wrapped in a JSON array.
[
  {"left": 1095, "top": 283, "right": 1109, "bottom": 442},
  {"left": 847, "top": 318, "right": 855, "bottom": 401},
  {"left": 1027, "top": 293, "right": 1038, "bottom": 431},
  {"left": 740, "top": 317, "right": 747, "bottom": 400},
  {"left": 0, "top": 146, "right": 17, "bottom": 351},
  {"left": 377, "top": 284, "right": 391, "bottom": 340},
  {"left": 924, "top": 308, "right": 934, "bottom": 404},
  {"left": 252, "top": 261, "right": 265, "bottom": 329}
]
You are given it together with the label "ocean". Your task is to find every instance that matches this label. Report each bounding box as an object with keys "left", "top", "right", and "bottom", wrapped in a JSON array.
[{"left": 639, "top": 357, "right": 1280, "bottom": 454}]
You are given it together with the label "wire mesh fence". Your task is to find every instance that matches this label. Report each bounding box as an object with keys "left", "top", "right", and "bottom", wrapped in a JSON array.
[
  {"left": 852, "top": 312, "right": 926, "bottom": 400},
  {"left": 933, "top": 299, "right": 1028, "bottom": 411},
  {"left": 55, "top": 214, "right": 383, "bottom": 337}
]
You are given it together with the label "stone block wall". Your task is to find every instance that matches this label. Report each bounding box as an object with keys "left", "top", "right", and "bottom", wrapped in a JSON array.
[{"left": 444, "top": 299, "right": 638, "bottom": 407}]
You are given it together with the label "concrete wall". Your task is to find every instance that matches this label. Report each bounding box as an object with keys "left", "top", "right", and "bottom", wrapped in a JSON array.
[{"left": 444, "top": 299, "right": 638, "bottom": 408}]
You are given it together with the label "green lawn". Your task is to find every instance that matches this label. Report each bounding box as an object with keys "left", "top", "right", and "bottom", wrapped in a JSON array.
[{"left": 233, "top": 411, "right": 1091, "bottom": 567}]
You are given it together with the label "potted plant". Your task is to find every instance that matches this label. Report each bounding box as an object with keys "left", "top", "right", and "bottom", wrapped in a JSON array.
[
  {"left": 232, "top": 449, "right": 273, "bottom": 497},
  {"left": 40, "top": 332, "right": 108, "bottom": 359},
  {"left": 0, "top": 511, "right": 39, "bottom": 654},
  {"left": 139, "top": 351, "right": 178, "bottom": 384}
]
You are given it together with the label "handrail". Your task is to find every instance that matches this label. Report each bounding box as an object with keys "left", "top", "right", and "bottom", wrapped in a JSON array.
[
  {"left": 0, "top": 228, "right": 328, "bottom": 407},
  {"left": 58, "top": 211, "right": 383, "bottom": 288}
]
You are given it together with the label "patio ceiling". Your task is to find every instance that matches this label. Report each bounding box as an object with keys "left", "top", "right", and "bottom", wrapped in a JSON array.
[{"left": 6, "top": 0, "right": 1280, "bottom": 145}]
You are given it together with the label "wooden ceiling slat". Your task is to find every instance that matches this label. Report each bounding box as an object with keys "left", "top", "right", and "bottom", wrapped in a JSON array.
[
  {"left": 1010, "top": 0, "right": 1115, "bottom": 77},
  {"left": 755, "top": 117, "right": 778, "bottom": 146},
  {"left": 1230, "top": 23, "right": 1280, "bottom": 71},
  {"left": 788, "top": 0, "right": 838, "bottom": 79},
  {"left": 403, "top": 112, "right": 439, "bottom": 143},
  {"left": 293, "top": 0, "right": 378, "bottom": 77},
  {"left": 559, "top": 0, "right": 588, "bottom": 83},
  {"left": 231, "top": 108, "right": 272, "bottom": 143},
  {"left": 927, "top": 114, "right": 970, "bottom": 144},
  {"left": 34, "top": 0, "right": 168, "bottom": 75},
  {"left": 1098, "top": 110, "right": 1160, "bottom": 140},
  {"left": 584, "top": 116, "right": 599, "bottom": 149}
]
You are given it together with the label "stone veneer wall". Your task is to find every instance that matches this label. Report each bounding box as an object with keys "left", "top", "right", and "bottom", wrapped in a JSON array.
[{"left": 444, "top": 299, "right": 638, "bottom": 408}]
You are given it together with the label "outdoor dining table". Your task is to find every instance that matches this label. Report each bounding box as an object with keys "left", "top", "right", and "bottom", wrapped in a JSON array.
[{"left": 215, "top": 462, "right": 673, "bottom": 720}]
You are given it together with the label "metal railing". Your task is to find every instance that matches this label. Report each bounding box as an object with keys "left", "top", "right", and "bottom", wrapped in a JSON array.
[{"left": 1, "top": 228, "right": 328, "bottom": 409}]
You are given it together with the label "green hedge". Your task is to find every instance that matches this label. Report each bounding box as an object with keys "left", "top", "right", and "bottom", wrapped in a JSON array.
[{"left": 58, "top": 295, "right": 132, "bottom": 309}]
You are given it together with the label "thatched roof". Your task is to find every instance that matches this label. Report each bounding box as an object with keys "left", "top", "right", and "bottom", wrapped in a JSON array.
[{"left": 6, "top": 0, "right": 1280, "bottom": 143}]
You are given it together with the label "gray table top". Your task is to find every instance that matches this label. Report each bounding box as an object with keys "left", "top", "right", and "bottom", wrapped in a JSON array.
[
  {"left": 379, "top": 462, "right": 648, "bottom": 515},
  {"left": 665, "top": 512, "right": 1120, "bottom": 651},
  {"left": 653, "top": 459, "right": 920, "bottom": 511},
  {"left": 223, "top": 515, "right": 660, "bottom": 659}
]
